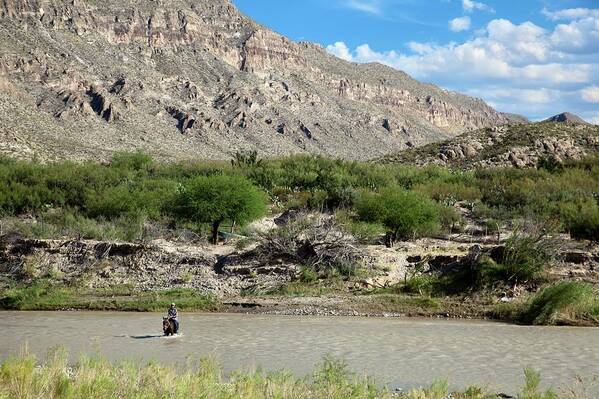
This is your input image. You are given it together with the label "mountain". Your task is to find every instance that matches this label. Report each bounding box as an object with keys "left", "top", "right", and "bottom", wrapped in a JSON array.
[
  {"left": 544, "top": 112, "right": 589, "bottom": 125},
  {"left": 0, "top": 0, "right": 523, "bottom": 162},
  {"left": 378, "top": 122, "right": 599, "bottom": 169}
]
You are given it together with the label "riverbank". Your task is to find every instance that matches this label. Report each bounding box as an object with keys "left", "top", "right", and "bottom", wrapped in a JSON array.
[
  {"left": 2, "top": 282, "right": 598, "bottom": 327},
  {"left": 0, "top": 350, "right": 592, "bottom": 399},
  {"left": 1, "top": 213, "right": 598, "bottom": 326}
]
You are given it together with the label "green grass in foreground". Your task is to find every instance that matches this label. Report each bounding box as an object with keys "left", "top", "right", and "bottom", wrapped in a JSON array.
[
  {"left": 0, "top": 283, "right": 220, "bottom": 312},
  {"left": 0, "top": 350, "right": 581, "bottom": 399},
  {"left": 522, "top": 282, "right": 599, "bottom": 325},
  {"left": 494, "top": 282, "right": 599, "bottom": 326}
]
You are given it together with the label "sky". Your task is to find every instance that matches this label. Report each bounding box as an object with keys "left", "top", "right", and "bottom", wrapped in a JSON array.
[{"left": 232, "top": 0, "right": 599, "bottom": 123}]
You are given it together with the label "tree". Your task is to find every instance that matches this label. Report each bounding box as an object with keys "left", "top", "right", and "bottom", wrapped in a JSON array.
[
  {"left": 355, "top": 187, "right": 439, "bottom": 246},
  {"left": 172, "top": 174, "right": 267, "bottom": 244}
]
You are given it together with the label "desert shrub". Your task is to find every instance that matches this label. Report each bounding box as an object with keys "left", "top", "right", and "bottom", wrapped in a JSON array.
[
  {"left": 400, "top": 274, "right": 439, "bottom": 296},
  {"left": 336, "top": 210, "right": 385, "bottom": 245},
  {"left": 472, "top": 229, "right": 557, "bottom": 288},
  {"left": 437, "top": 205, "right": 464, "bottom": 234},
  {"left": 438, "top": 228, "right": 556, "bottom": 292},
  {"left": 489, "top": 228, "right": 555, "bottom": 284},
  {"left": 258, "top": 213, "right": 363, "bottom": 277},
  {"left": 171, "top": 174, "right": 267, "bottom": 244},
  {"left": 299, "top": 267, "right": 318, "bottom": 283},
  {"left": 559, "top": 198, "right": 599, "bottom": 241},
  {"left": 1, "top": 153, "right": 598, "bottom": 243},
  {"left": 110, "top": 151, "right": 154, "bottom": 171},
  {"left": 414, "top": 181, "right": 481, "bottom": 205},
  {"left": 521, "top": 282, "right": 599, "bottom": 325},
  {"left": 355, "top": 187, "right": 440, "bottom": 243}
]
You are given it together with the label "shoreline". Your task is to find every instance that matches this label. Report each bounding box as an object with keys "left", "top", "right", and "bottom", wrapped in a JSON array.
[{"left": 2, "top": 295, "right": 597, "bottom": 327}]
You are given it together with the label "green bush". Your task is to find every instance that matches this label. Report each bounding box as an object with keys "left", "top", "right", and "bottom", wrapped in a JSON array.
[
  {"left": 560, "top": 198, "right": 599, "bottom": 241},
  {"left": 437, "top": 205, "right": 464, "bottom": 233},
  {"left": 171, "top": 174, "right": 267, "bottom": 244},
  {"left": 299, "top": 267, "right": 318, "bottom": 283},
  {"left": 355, "top": 187, "right": 440, "bottom": 243},
  {"left": 414, "top": 181, "right": 481, "bottom": 205}
]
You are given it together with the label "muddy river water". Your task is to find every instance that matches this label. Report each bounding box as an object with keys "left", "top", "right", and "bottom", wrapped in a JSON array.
[{"left": 1, "top": 311, "right": 598, "bottom": 394}]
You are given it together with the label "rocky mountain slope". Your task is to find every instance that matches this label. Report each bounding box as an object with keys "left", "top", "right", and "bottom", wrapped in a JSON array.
[
  {"left": 378, "top": 122, "right": 599, "bottom": 168},
  {"left": 0, "top": 0, "right": 522, "bottom": 161},
  {"left": 544, "top": 112, "right": 589, "bottom": 124}
]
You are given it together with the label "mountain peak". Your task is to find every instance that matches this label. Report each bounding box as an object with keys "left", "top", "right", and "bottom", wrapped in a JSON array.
[{"left": 544, "top": 112, "right": 588, "bottom": 124}]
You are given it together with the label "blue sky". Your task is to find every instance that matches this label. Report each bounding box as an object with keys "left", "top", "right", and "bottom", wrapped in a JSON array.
[{"left": 233, "top": 0, "right": 599, "bottom": 122}]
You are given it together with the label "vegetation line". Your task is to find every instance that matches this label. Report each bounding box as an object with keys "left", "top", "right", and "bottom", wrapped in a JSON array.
[{"left": 0, "top": 351, "right": 586, "bottom": 399}]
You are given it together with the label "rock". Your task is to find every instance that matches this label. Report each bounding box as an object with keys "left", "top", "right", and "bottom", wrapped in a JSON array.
[
  {"left": 563, "top": 251, "right": 591, "bottom": 264},
  {"left": 166, "top": 106, "right": 196, "bottom": 133}
]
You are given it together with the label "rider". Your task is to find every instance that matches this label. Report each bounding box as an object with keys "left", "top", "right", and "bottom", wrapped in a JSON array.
[{"left": 168, "top": 303, "right": 179, "bottom": 333}]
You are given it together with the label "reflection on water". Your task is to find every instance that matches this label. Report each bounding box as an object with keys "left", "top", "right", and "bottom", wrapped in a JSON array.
[{"left": 1, "top": 311, "right": 598, "bottom": 394}]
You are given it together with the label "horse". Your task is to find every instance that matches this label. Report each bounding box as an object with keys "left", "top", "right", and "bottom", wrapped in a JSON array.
[{"left": 163, "top": 317, "right": 178, "bottom": 336}]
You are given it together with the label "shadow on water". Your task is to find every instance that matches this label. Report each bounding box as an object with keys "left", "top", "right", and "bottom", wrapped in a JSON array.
[
  {"left": 128, "top": 335, "right": 164, "bottom": 340},
  {"left": 126, "top": 334, "right": 184, "bottom": 340}
]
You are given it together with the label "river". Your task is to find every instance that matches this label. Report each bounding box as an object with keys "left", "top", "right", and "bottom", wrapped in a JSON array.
[{"left": 1, "top": 311, "right": 598, "bottom": 395}]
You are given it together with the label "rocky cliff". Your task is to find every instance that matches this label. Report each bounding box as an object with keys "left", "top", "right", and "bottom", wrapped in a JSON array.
[
  {"left": 379, "top": 122, "right": 599, "bottom": 169},
  {"left": 0, "top": 0, "right": 522, "bottom": 161}
]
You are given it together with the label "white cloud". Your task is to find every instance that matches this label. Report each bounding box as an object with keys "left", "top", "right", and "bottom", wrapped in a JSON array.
[
  {"left": 327, "top": 8, "right": 599, "bottom": 119},
  {"left": 342, "top": 0, "right": 381, "bottom": 15},
  {"left": 326, "top": 42, "right": 354, "bottom": 61},
  {"left": 462, "top": 0, "right": 493, "bottom": 13},
  {"left": 581, "top": 86, "right": 599, "bottom": 102},
  {"left": 551, "top": 17, "right": 599, "bottom": 54},
  {"left": 503, "top": 89, "right": 552, "bottom": 104},
  {"left": 325, "top": 10, "right": 599, "bottom": 119},
  {"left": 542, "top": 7, "right": 599, "bottom": 21},
  {"left": 407, "top": 42, "right": 435, "bottom": 55},
  {"left": 449, "top": 16, "right": 471, "bottom": 32},
  {"left": 326, "top": 17, "right": 597, "bottom": 85}
]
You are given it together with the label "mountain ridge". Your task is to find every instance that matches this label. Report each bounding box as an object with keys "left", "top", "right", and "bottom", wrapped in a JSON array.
[
  {"left": 0, "top": 0, "right": 524, "bottom": 161},
  {"left": 378, "top": 122, "right": 599, "bottom": 169}
]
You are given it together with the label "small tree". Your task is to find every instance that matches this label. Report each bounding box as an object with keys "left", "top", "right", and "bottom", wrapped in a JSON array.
[
  {"left": 172, "top": 174, "right": 267, "bottom": 244},
  {"left": 355, "top": 187, "right": 439, "bottom": 246}
]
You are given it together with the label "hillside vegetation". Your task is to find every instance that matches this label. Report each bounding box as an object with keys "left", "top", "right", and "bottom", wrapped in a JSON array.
[
  {"left": 379, "top": 122, "right": 598, "bottom": 170},
  {"left": 1, "top": 151, "right": 597, "bottom": 241},
  {"left": 0, "top": 152, "right": 598, "bottom": 324}
]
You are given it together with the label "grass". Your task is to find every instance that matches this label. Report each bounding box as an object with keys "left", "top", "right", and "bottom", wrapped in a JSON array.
[
  {"left": 241, "top": 279, "right": 347, "bottom": 297},
  {"left": 520, "top": 282, "right": 599, "bottom": 326},
  {"left": 0, "top": 351, "right": 587, "bottom": 399},
  {"left": 0, "top": 283, "right": 220, "bottom": 312},
  {"left": 370, "top": 294, "right": 440, "bottom": 312}
]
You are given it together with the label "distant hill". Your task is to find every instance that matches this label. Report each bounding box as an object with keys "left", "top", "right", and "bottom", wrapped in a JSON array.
[
  {"left": 377, "top": 122, "right": 599, "bottom": 169},
  {"left": 544, "top": 112, "right": 588, "bottom": 124},
  {"left": 0, "top": 0, "right": 524, "bottom": 162}
]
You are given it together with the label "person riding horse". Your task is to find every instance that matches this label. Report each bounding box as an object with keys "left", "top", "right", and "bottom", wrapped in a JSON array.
[{"left": 164, "top": 303, "right": 179, "bottom": 335}]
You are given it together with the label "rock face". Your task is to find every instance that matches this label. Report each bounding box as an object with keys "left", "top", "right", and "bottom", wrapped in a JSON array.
[
  {"left": 380, "top": 122, "right": 599, "bottom": 169},
  {"left": 0, "top": 235, "right": 295, "bottom": 297},
  {"left": 0, "top": 0, "right": 523, "bottom": 161}
]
